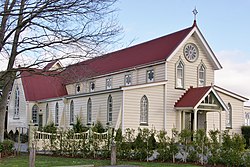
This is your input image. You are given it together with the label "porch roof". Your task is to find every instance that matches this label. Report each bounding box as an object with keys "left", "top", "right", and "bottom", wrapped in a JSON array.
[{"left": 174, "top": 86, "right": 228, "bottom": 111}]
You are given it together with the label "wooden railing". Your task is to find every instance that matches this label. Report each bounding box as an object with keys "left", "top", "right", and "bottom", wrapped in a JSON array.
[{"left": 30, "top": 127, "right": 110, "bottom": 151}]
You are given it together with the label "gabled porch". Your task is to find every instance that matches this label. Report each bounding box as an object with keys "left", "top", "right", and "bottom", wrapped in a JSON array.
[{"left": 175, "top": 86, "right": 228, "bottom": 134}]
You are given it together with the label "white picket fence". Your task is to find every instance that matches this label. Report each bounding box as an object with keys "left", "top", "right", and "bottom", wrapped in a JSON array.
[{"left": 29, "top": 125, "right": 110, "bottom": 151}]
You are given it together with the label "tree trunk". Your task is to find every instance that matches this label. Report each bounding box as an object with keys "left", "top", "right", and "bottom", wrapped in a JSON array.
[
  {"left": 0, "top": 73, "right": 15, "bottom": 142},
  {"left": 0, "top": 108, "right": 6, "bottom": 142}
]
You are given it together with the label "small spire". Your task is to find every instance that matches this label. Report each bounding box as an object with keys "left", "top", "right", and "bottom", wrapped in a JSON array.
[
  {"left": 192, "top": 7, "right": 198, "bottom": 27},
  {"left": 192, "top": 7, "right": 198, "bottom": 21}
]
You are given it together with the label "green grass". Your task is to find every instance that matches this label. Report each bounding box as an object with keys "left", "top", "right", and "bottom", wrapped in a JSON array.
[{"left": 0, "top": 154, "right": 199, "bottom": 167}]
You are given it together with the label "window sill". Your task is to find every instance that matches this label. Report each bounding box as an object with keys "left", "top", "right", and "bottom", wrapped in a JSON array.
[
  {"left": 106, "top": 122, "right": 112, "bottom": 126},
  {"left": 140, "top": 123, "right": 148, "bottom": 126},
  {"left": 13, "top": 117, "right": 20, "bottom": 120},
  {"left": 175, "top": 87, "right": 185, "bottom": 90},
  {"left": 226, "top": 126, "right": 232, "bottom": 129},
  {"left": 70, "top": 123, "right": 74, "bottom": 126}
]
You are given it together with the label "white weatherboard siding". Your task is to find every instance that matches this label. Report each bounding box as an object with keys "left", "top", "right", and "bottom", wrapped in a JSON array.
[
  {"left": 66, "top": 84, "right": 75, "bottom": 95},
  {"left": 166, "top": 35, "right": 216, "bottom": 133},
  {"left": 64, "top": 91, "right": 122, "bottom": 128},
  {"left": 206, "top": 111, "right": 225, "bottom": 132},
  {"left": 217, "top": 91, "right": 245, "bottom": 134},
  {"left": 65, "top": 64, "right": 166, "bottom": 95},
  {"left": 245, "top": 107, "right": 250, "bottom": 113},
  {"left": 7, "top": 78, "right": 28, "bottom": 132},
  {"left": 123, "top": 85, "right": 164, "bottom": 131}
]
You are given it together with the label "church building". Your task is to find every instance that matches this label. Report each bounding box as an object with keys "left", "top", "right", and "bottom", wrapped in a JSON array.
[{"left": 7, "top": 20, "right": 249, "bottom": 136}]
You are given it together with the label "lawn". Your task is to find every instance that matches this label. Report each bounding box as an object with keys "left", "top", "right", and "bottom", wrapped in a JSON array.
[{"left": 0, "top": 154, "right": 199, "bottom": 167}]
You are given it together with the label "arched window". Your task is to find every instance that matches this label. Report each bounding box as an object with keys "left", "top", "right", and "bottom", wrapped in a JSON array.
[
  {"left": 107, "top": 95, "right": 113, "bottom": 123},
  {"left": 226, "top": 103, "right": 232, "bottom": 128},
  {"left": 87, "top": 98, "right": 92, "bottom": 124},
  {"left": 32, "top": 105, "right": 38, "bottom": 124},
  {"left": 140, "top": 95, "right": 148, "bottom": 124},
  {"left": 70, "top": 100, "right": 74, "bottom": 124},
  {"left": 176, "top": 60, "right": 184, "bottom": 88},
  {"left": 245, "top": 113, "right": 250, "bottom": 126},
  {"left": 55, "top": 102, "right": 59, "bottom": 126},
  {"left": 14, "top": 86, "right": 20, "bottom": 118},
  {"left": 46, "top": 103, "right": 49, "bottom": 124},
  {"left": 76, "top": 84, "right": 81, "bottom": 94},
  {"left": 198, "top": 63, "right": 206, "bottom": 87}
]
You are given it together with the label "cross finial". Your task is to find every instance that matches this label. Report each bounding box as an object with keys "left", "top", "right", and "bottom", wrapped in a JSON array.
[{"left": 192, "top": 7, "right": 198, "bottom": 21}]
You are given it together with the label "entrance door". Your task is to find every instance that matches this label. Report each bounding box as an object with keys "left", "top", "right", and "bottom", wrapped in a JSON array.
[
  {"left": 184, "top": 112, "right": 193, "bottom": 130},
  {"left": 38, "top": 114, "right": 43, "bottom": 129},
  {"left": 197, "top": 111, "right": 207, "bottom": 131}
]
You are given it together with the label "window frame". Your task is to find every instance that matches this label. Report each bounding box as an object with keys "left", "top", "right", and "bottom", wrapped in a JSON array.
[
  {"left": 146, "top": 69, "right": 154, "bottom": 83},
  {"left": 107, "top": 95, "right": 113, "bottom": 124},
  {"left": 14, "top": 86, "right": 20, "bottom": 119},
  {"left": 46, "top": 103, "right": 49, "bottom": 124},
  {"left": 176, "top": 60, "right": 184, "bottom": 89},
  {"left": 245, "top": 112, "right": 250, "bottom": 126},
  {"left": 87, "top": 98, "right": 92, "bottom": 125},
  {"left": 106, "top": 78, "right": 112, "bottom": 90},
  {"left": 32, "top": 104, "right": 38, "bottom": 124},
  {"left": 124, "top": 74, "right": 132, "bottom": 86},
  {"left": 55, "top": 102, "right": 59, "bottom": 126},
  {"left": 226, "top": 102, "right": 232, "bottom": 129},
  {"left": 75, "top": 83, "right": 81, "bottom": 94},
  {"left": 70, "top": 100, "right": 74, "bottom": 125},
  {"left": 198, "top": 63, "right": 206, "bottom": 87},
  {"left": 89, "top": 81, "right": 95, "bottom": 92},
  {"left": 140, "top": 95, "right": 148, "bottom": 125}
]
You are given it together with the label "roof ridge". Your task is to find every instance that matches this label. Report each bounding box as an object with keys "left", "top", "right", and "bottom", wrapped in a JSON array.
[
  {"left": 71, "top": 26, "right": 194, "bottom": 68},
  {"left": 63, "top": 25, "right": 194, "bottom": 84}
]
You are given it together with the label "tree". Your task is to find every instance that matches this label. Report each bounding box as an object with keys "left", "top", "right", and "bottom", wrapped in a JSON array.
[{"left": 0, "top": 0, "right": 121, "bottom": 142}]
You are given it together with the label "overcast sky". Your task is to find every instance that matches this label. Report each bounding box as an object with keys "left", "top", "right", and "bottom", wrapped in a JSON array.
[
  {"left": 0, "top": 1, "right": 249, "bottom": 105},
  {"left": 114, "top": 0, "right": 250, "bottom": 105}
]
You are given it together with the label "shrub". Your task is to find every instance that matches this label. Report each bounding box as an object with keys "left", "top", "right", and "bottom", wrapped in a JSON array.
[
  {"left": 192, "top": 129, "right": 209, "bottom": 164},
  {"left": 8, "top": 130, "right": 14, "bottom": 141},
  {"left": 207, "top": 130, "right": 220, "bottom": 165},
  {"left": 0, "top": 143, "right": 3, "bottom": 152},
  {"left": 4, "top": 130, "right": 9, "bottom": 140},
  {"left": 92, "top": 121, "right": 105, "bottom": 133},
  {"left": 179, "top": 129, "right": 193, "bottom": 163},
  {"left": 0, "top": 140, "right": 14, "bottom": 154},
  {"left": 14, "top": 130, "right": 19, "bottom": 142},
  {"left": 242, "top": 126, "right": 250, "bottom": 148},
  {"left": 220, "top": 131, "right": 245, "bottom": 166},
  {"left": 43, "top": 122, "right": 57, "bottom": 133},
  {"left": 157, "top": 130, "right": 172, "bottom": 162},
  {"left": 73, "top": 116, "right": 88, "bottom": 133},
  {"left": 115, "top": 128, "right": 122, "bottom": 142}
]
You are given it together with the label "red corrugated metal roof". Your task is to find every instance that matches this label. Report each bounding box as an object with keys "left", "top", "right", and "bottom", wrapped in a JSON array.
[
  {"left": 62, "top": 26, "right": 194, "bottom": 84},
  {"left": 20, "top": 24, "right": 195, "bottom": 101},
  {"left": 174, "top": 86, "right": 212, "bottom": 108},
  {"left": 21, "top": 70, "right": 67, "bottom": 101}
]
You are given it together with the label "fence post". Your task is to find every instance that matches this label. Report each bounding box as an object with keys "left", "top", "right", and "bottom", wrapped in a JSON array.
[
  {"left": 29, "top": 142, "right": 36, "bottom": 167},
  {"left": 28, "top": 122, "right": 35, "bottom": 150},
  {"left": 111, "top": 140, "right": 116, "bottom": 165},
  {"left": 17, "top": 127, "right": 21, "bottom": 155}
]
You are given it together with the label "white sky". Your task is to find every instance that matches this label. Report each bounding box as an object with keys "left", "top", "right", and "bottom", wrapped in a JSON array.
[{"left": 1, "top": 0, "right": 250, "bottom": 105}]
